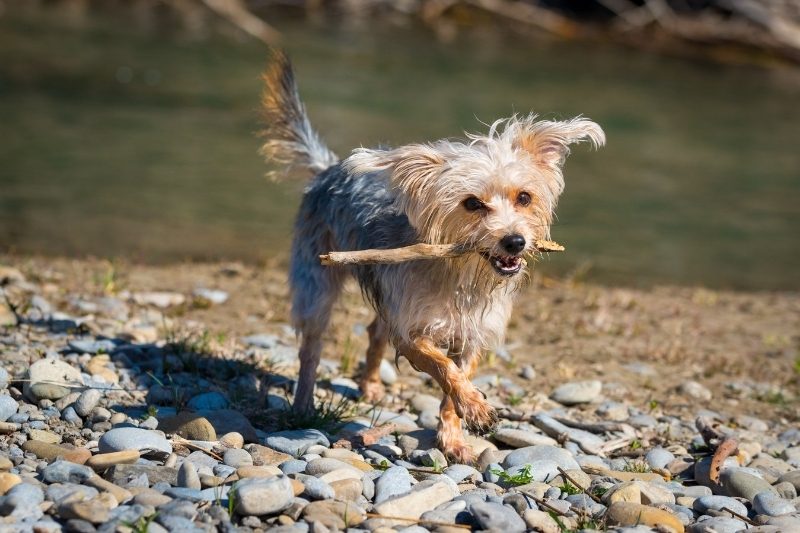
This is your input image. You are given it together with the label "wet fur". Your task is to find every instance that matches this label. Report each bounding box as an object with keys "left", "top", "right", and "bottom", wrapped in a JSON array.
[{"left": 260, "top": 51, "right": 605, "bottom": 462}]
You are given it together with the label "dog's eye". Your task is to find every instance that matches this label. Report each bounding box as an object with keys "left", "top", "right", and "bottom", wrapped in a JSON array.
[
  {"left": 516, "top": 192, "right": 532, "bottom": 207},
  {"left": 463, "top": 196, "right": 485, "bottom": 211}
]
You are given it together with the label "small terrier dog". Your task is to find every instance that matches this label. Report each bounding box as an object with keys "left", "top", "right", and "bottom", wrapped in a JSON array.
[{"left": 260, "top": 52, "right": 604, "bottom": 462}]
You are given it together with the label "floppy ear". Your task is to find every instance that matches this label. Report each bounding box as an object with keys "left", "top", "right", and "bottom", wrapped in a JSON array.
[
  {"left": 345, "top": 144, "right": 446, "bottom": 236},
  {"left": 514, "top": 117, "right": 605, "bottom": 170}
]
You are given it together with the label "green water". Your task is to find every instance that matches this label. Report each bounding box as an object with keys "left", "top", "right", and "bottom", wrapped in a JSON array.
[{"left": 1, "top": 7, "right": 798, "bottom": 290}]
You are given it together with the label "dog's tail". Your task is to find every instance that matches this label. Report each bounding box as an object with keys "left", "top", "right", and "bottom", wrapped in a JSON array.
[{"left": 259, "top": 51, "right": 338, "bottom": 179}]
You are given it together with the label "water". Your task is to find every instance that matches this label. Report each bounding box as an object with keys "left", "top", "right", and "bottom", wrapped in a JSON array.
[{"left": 1, "top": 7, "right": 798, "bottom": 290}]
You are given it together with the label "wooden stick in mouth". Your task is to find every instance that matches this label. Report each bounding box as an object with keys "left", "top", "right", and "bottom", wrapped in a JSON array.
[{"left": 319, "top": 239, "right": 564, "bottom": 266}]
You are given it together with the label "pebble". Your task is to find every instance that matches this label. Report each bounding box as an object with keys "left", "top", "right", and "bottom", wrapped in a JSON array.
[
  {"left": 233, "top": 475, "right": 295, "bottom": 516},
  {"left": 687, "top": 517, "right": 745, "bottom": 533},
  {"left": 374, "top": 466, "right": 414, "bottom": 504},
  {"left": 380, "top": 359, "right": 398, "bottom": 384},
  {"left": 645, "top": 447, "right": 675, "bottom": 470},
  {"left": 192, "top": 288, "right": 228, "bottom": 305},
  {"left": 720, "top": 468, "right": 776, "bottom": 501},
  {"left": 220, "top": 431, "right": 244, "bottom": 449},
  {"left": 679, "top": 381, "right": 712, "bottom": 401},
  {"left": 98, "top": 427, "right": 172, "bottom": 456},
  {"left": 158, "top": 412, "right": 217, "bottom": 441},
  {"left": 178, "top": 460, "right": 202, "bottom": 490},
  {"left": 502, "top": 444, "right": 581, "bottom": 471},
  {"left": 265, "top": 429, "right": 330, "bottom": 456},
  {"left": 0, "top": 472, "right": 21, "bottom": 495},
  {"left": 470, "top": 501, "right": 527, "bottom": 532},
  {"left": 42, "top": 460, "right": 95, "bottom": 484},
  {"left": 85, "top": 450, "right": 140, "bottom": 469},
  {"left": 22, "top": 441, "right": 92, "bottom": 464},
  {"left": 295, "top": 473, "right": 336, "bottom": 500},
  {"left": 752, "top": 490, "right": 795, "bottom": 516},
  {"left": 550, "top": 380, "right": 602, "bottom": 405},
  {"left": 693, "top": 495, "right": 748, "bottom": 516},
  {"left": 373, "top": 480, "right": 457, "bottom": 520},
  {"left": 132, "top": 291, "right": 185, "bottom": 308},
  {"left": 74, "top": 389, "right": 102, "bottom": 417},
  {"left": 223, "top": 448, "right": 253, "bottom": 468},
  {"left": 186, "top": 391, "right": 229, "bottom": 411},
  {"left": 301, "top": 500, "right": 366, "bottom": 529},
  {"left": 606, "top": 501, "right": 685, "bottom": 532},
  {"left": 24, "top": 358, "right": 84, "bottom": 400},
  {"left": 493, "top": 428, "right": 557, "bottom": 448},
  {"left": 0, "top": 394, "right": 18, "bottom": 422},
  {"left": 522, "top": 509, "right": 560, "bottom": 533}
]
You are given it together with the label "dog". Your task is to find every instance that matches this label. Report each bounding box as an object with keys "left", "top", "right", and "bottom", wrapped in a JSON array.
[{"left": 260, "top": 51, "right": 604, "bottom": 463}]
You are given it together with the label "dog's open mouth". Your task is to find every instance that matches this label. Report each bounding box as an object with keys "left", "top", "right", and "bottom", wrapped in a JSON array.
[{"left": 482, "top": 253, "right": 524, "bottom": 277}]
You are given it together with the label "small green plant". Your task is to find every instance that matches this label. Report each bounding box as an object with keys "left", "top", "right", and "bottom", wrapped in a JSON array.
[
  {"left": 591, "top": 485, "right": 609, "bottom": 498},
  {"left": 648, "top": 399, "right": 659, "bottom": 411},
  {"left": 125, "top": 512, "right": 158, "bottom": 533},
  {"left": 507, "top": 393, "right": 524, "bottom": 406},
  {"left": 559, "top": 480, "right": 581, "bottom": 496},
  {"left": 491, "top": 464, "right": 534, "bottom": 486},
  {"left": 431, "top": 458, "right": 444, "bottom": 474},
  {"left": 340, "top": 335, "right": 355, "bottom": 374},
  {"left": 622, "top": 459, "right": 652, "bottom": 473},
  {"left": 279, "top": 392, "right": 355, "bottom": 433},
  {"left": 140, "top": 405, "right": 158, "bottom": 420},
  {"left": 227, "top": 485, "right": 237, "bottom": 517},
  {"left": 629, "top": 439, "right": 642, "bottom": 451}
]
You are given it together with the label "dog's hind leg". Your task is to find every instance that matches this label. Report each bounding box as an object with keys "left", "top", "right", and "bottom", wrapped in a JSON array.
[
  {"left": 290, "top": 238, "right": 344, "bottom": 414},
  {"left": 360, "top": 317, "right": 389, "bottom": 402}
]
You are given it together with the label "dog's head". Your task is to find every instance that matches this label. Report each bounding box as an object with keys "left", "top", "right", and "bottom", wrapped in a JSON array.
[{"left": 345, "top": 115, "right": 604, "bottom": 278}]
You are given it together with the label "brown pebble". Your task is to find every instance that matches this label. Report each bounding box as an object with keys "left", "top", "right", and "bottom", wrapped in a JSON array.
[
  {"left": 22, "top": 441, "right": 91, "bottom": 464},
  {"left": 237, "top": 465, "right": 282, "bottom": 479},
  {"left": 159, "top": 412, "right": 217, "bottom": 441},
  {"left": 0, "top": 457, "right": 13, "bottom": 471},
  {"left": 220, "top": 432, "right": 244, "bottom": 449},
  {"left": 606, "top": 502, "right": 684, "bottom": 533},
  {"left": 330, "top": 478, "right": 362, "bottom": 502},
  {"left": 85, "top": 450, "right": 140, "bottom": 470},
  {"left": 291, "top": 478, "right": 304, "bottom": 496},
  {"left": 0, "top": 472, "right": 22, "bottom": 495},
  {"left": 58, "top": 493, "right": 116, "bottom": 524},
  {"left": 246, "top": 444, "right": 292, "bottom": 466},
  {"left": 0, "top": 422, "right": 21, "bottom": 434}
]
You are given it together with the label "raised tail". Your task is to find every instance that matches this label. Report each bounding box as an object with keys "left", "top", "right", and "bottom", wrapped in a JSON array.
[{"left": 259, "top": 51, "right": 338, "bottom": 178}]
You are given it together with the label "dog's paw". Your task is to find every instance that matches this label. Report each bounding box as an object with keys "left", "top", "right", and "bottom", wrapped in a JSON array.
[
  {"left": 453, "top": 388, "right": 498, "bottom": 434},
  {"left": 441, "top": 441, "right": 475, "bottom": 465},
  {"left": 359, "top": 379, "right": 385, "bottom": 403}
]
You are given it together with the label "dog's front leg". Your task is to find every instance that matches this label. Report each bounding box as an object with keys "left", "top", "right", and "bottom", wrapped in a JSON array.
[{"left": 400, "top": 338, "right": 497, "bottom": 444}]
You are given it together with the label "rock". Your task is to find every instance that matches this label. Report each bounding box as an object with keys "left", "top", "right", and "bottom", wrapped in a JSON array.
[
  {"left": 132, "top": 291, "right": 185, "bottom": 308},
  {"left": 24, "top": 358, "right": 84, "bottom": 401},
  {"left": 645, "top": 447, "right": 676, "bottom": 470},
  {"left": 0, "top": 395, "right": 18, "bottom": 422},
  {"left": 178, "top": 461, "right": 202, "bottom": 490},
  {"left": 223, "top": 448, "right": 253, "bottom": 468},
  {"left": 694, "top": 495, "right": 748, "bottom": 516},
  {"left": 720, "top": 468, "right": 775, "bottom": 501},
  {"left": 550, "top": 380, "right": 602, "bottom": 405},
  {"left": 373, "top": 480, "right": 458, "bottom": 520},
  {"left": 233, "top": 476, "right": 294, "bottom": 516},
  {"left": 85, "top": 450, "right": 140, "bottom": 470},
  {"left": 58, "top": 493, "right": 115, "bottom": 524},
  {"left": 29, "top": 428, "right": 61, "bottom": 444},
  {"left": 604, "top": 481, "right": 642, "bottom": 504},
  {"left": 247, "top": 444, "right": 293, "bottom": 466},
  {"left": 42, "top": 460, "right": 95, "bottom": 483},
  {"left": 301, "top": 500, "right": 367, "bottom": 529},
  {"left": 522, "top": 509, "right": 560, "bottom": 533},
  {"left": 158, "top": 412, "right": 217, "bottom": 441},
  {"left": 305, "top": 458, "right": 359, "bottom": 476},
  {"left": 108, "top": 464, "right": 179, "bottom": 486},
  {"left": 606, "top": 502, "right": 685, "bottom": 532},
  {"left": 98, "top": 428, "right": 172, "bottom": 456},
  {"left": 777, "top": 470, "right": 800, "bottom": 491},
  {"left": 295, "top": 473, "right": 336, "bottom": 500},
  {"left": 238, "top": 465, "right": 282, "bottom": 478},
  {"left": 531, "top": 414, "right": 606, "bottom": 455},
  {"left": 0, "top": 483, "right": 44, "bottom": 516},
  {"left": 470, "top": 501, "right": 526, "bottom": 532},
  {"left": 220, "top": 432, "right": 244, "bottom": 449},
  {"left": 331, "top": 478, "right": 363, "bottom": 501},
  {"left": 74, "top": 389, "right": 102, "bottom": 417},
  {"left": 502, "top": 445, "right": 580, "bottom": 471},
  {"left": 679, "top": 381, "right": 712, "bottom": 401},
  {"left": 418, "top": 448, "right": 448, "bottom": 469},
  {"left": 375, "top": 466, "right": 414, "bottom": 504},
  {"left": 84, "top": 475, "right": 132, "bottom": 504},
  {"left": 187, "top": 391, "right": 229, "bottom": 411},
  {"left": 752, "top": 490, "right": 795, "bottom": 516},
  {"left": 0, "top": 472, "right": 21, "bottom": 495},
  {"left": 493, "top": 428, "right": 557, "bottom": 448},
  {"left": 85, "top": 355, "right": 119, "bottom": 383},
  {"left": 443, "top": 464, "right": 480, "bottom": 484},
  {"left": 687, "top": 517, "right": 746, "bottom": 533},
  {"left": 318, "top": 468, "right": 362, "bottom": 484},
  {"left": 265, "top": 429, "right": 330, "bottom": 456},
  {"left": 22, "top": 441, "right": 91, "bottom": 464}
]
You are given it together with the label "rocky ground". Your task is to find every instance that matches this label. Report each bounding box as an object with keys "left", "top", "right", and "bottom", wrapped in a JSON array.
[{"left": 0, "top": 256, "right": 798, "bottom": 533}]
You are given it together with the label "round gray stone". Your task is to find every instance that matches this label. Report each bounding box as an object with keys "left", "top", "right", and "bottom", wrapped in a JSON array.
[
  {"left": 753, "top": 490, "right": 796, "bottom": 516},
  {"left": 469, "top": 501, "right": 526, "bottom": 533},
  {"left": 223, "top": 448, "right": 253, "bottom": 468},
  {"left": 645, "top": 447, "right": 675, "bottom": 470},
  {"left": 42, "top": 460, "right": 94, "bottom": 484},
  {"left": 550, "top": 380, "right": 602, "bottom": 405},
  {"left": 0, "top": 394, "right": 17, "bottom": 422},
  {"left": 264, "top": 429, "right": 330, "bottom": 456},
  {"left": 694, "top": 495, "right": 748, "bottom": 516},
  {"left": 98, "top": 427, "right": 172, "bottom": 456},
  {"left": 74, "top": 389, "right": 102, "bottom": 418},
  {"left": 233, "top": 476, "right": 294, "bottom": 516},
  {"left": 375, "top": 466, "right": 413, "bottom": 504},
  {"left": 502, "top": 445, "right": 580, "bottom": 471}
]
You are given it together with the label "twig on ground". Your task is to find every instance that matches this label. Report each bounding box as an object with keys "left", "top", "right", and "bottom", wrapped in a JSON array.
[
  {"left": 199, "top": 0, "right": 281, "bottom": 45},
  {"left": 352, "top": 422, "right": 397, "bottom": 447},
  {"left": 556, "top": 466, "right": 603, "bottom": 503},
  {"left": 722, "top": 506, "right": 758, "bottom": 526},
  {"left": 709, "top": 437, "right": 739, "bottom": 484},
  {"left": 320, "top": 240, "right": 563, "bottom": 266}
]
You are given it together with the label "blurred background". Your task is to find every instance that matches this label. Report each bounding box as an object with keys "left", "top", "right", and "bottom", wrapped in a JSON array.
[{"left": 0, "top": 0, "right": 798, "bottom": 290}]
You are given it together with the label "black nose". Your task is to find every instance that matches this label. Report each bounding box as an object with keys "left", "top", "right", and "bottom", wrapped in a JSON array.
[{"left": 500, "top": 234, "right": 526, "bottom": 255}]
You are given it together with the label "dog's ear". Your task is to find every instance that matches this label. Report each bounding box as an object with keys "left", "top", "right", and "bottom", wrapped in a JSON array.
[
  {"left": 345, "top": 145, "right": 447, "bottom": 238},
  {"left": 513, "top": 117, "right": 605, "bottom": 170}
]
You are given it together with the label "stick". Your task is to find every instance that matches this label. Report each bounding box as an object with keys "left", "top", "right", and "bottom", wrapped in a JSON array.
[
  {"left": 320, "top": 239, "right": 564, "bottom": 266},
  {"left": 556, "top": 467, "right": 603, "bottom": 503}
]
